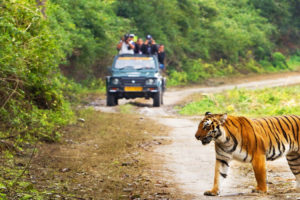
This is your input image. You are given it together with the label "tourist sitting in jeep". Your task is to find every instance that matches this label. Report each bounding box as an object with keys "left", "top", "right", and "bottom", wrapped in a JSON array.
[{"left": 134, "top": 38, "right": 144, "bottom": 55}]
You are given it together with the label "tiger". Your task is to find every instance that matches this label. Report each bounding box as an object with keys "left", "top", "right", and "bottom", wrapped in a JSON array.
[{"left": 195, "top": 112, "right": 300, "bottom": 196}]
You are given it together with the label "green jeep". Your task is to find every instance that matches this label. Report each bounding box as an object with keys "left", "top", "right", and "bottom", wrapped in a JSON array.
[{"left": 106, "top": 54, "right": 166, "bottom": 107}]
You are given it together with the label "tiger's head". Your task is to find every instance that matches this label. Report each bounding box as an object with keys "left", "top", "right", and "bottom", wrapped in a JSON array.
[{"left": 195, "top": 112, "right": 227, "bottom": 145}]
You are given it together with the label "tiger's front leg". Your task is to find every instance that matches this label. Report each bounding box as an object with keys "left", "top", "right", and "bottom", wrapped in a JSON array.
[
  {"left": 204, "top": 158, "right": 230, "bottom": 196},
  {"left": 251, "top": 154, "right": 267, "bottom": 193}
]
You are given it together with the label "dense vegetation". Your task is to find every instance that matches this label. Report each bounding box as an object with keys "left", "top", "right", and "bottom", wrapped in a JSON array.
[
  {"left": 1, "top": 0, "right": 300, "bottom": 145},
  {"left": 0, "top": 1, "right": 74, "bottom": 145},
  {"left": 55, "top": 0, "right": 300, "bottom": 83},
  {"left": 179, "top": 85, "right": 300, "bottom": 117}
]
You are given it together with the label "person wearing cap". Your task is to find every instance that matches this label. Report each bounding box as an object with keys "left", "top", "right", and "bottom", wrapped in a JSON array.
[
  {"left": 129, "top": 33, "right": 136, "bottom": 42},
  {"left": 117, "top": 34, "right": 135, "bottom": 54},
  {"left": 141, "top": 35, "right": 158, "bottom": 55}
]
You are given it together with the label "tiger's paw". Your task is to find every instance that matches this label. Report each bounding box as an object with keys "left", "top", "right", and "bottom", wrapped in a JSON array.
[
  {"left": 251, "top": 187, "right": 267, "bottom": 194},
  {"left": 204, "top": 190, "right": 219, "bottom": 196}
]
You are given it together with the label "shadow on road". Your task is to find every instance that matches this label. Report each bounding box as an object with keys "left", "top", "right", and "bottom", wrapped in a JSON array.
[{"left": 128, "top": 101, "right": 153, "bottom": 107}]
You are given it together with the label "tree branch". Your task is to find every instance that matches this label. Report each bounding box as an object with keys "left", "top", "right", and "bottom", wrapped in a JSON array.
[{"left": 1, "top": 79, "right": 19, "bottom": 109}]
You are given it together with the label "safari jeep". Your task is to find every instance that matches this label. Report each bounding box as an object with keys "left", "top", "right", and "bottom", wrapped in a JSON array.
[{"left": 106, "top": 54, "right": 166, "bottom": 107}]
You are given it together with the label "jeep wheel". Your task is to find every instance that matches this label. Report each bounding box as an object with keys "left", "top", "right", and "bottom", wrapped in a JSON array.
[
  {"left": 115, "top": 97, "right": 119, "bottom": 105},
  {"left": 153, "top": 92, "right": 161, "bottom": 107},
  {"left": 107, "top": 93, "right": 116, "bottom": 106}
]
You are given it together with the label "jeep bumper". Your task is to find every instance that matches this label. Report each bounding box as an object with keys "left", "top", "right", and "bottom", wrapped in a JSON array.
[{"left": 107, "top": 86, "right": 160, "bottom": 99}]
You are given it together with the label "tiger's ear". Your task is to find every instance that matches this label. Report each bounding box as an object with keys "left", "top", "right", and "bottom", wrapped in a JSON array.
[
  {"left": 220, "top": 113, "right": 227, "bottom": 124},
  {"left": 205, "top": 112, "right": 212, "bottom": 116}
]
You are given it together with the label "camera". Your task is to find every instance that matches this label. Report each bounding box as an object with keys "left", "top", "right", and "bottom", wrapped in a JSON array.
[
  {"left": 146, "top": 35, "right": 152, "bottom": 45},
  {"left": 123, "top": 34, "right": 129, "bottom": 42}
]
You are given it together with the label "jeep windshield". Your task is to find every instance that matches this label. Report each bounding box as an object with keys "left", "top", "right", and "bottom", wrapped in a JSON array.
[{"left": 114, "top": 57, "right": 156, "bottom": 70}]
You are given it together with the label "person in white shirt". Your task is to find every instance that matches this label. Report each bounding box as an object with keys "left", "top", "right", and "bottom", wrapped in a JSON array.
[{"left": 117, "top": 34, "right": 135, "bottom": 54}]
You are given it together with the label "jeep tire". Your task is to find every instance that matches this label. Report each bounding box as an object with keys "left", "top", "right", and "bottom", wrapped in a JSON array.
[
  {"left": 107, "top": 93, "right": 116, "bottom": 106},
  {"left": 153, "top": 91, "right": 161, "bottom": 107}
]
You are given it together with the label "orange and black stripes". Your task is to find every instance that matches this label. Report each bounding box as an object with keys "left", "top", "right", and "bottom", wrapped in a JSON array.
[
  {"left": 195, "top": 113, "right": 300, "bottom": 195},
  {"left": 200, "top": 115, "right": 300, "bottom": 163},
  {"left": 225, "top": 115, "right": 300, "bottom": 162}
]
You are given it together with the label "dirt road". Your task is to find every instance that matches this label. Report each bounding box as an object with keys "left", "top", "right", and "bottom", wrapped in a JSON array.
[{"left": 95, "top": 72, "right": 300, "bottom": 199}]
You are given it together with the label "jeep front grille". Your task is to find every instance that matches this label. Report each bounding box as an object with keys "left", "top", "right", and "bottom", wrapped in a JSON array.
[{"left": 122, "top": 78, "right": 145, "bottom": 86}]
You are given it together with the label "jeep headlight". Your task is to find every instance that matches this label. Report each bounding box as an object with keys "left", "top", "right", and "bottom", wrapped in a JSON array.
[
  {"left": 146, "top": 78, "right": 155, "bottom": 85},
  {"left": 111, "top": 78, "right": 119, "bottom": 85}
]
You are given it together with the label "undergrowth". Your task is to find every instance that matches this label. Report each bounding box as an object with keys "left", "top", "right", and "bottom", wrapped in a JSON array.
[
  {"left": 287, "top": 51, "right": 300, "bottom": 69},
  {"left": 168, "top": 52, "right": 299, "bottom": 86},
  {"left": 0, "top": 0, "right": 76, "bottom": 145}
]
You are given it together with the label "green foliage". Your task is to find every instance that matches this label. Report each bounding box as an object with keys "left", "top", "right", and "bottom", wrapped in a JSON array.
[
  {"left": 114, "top": 0, "right": 299, "bottom": 84},
  {"left": 0, "top": 151, "right": 45, "bottom": 199},
  {"left": 272, "top": 52, "right": 288, "bottom": 69},
  {"left": 251, "top": 0, "right": 300, "bottom": 50},
  {"left": 167, "top": 70, "right": 188, "bottom": 86},
  {"left": 287, "top": 51, "right": 300, "bottom": 69},
  {"left": 113, "top": 0, "right": 299, "bottom": 85},
  {"left": 168, "top": 56, "right": 265, "bottom": 86},
  {"left": 116, "top": 0, "right": 275, "bottom": 65},
  {"left": 179, "top": 86, "right": 300, "bottom": 117},
  {"left": 0, "top": 0, "right": 75, "bottom": 143},
  {"left": 80, "top": 78, "right": 106, "bottom": 92},
  {"left": 49, "top": 0, "right": 129, "bottom": 80},
  {"left": 119, "top": 104, "right": 134, "bottom": 114}
]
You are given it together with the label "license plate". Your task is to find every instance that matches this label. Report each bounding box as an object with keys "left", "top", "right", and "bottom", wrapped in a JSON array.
[{"left": 124, "top": 86, "right": 143, "bottom": 92}]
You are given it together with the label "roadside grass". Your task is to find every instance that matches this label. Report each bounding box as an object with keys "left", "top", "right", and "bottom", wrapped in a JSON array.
[
  {"left": 0, "top": 109, "right": 187, "bottom": 199},
  {"left": 178, "top": 85, "right": 300, "bottom": 117},
  {"left": 287, "top": 55, "right": 300, "bottom": 70},
  {"left": 73, "top": 88, "right": 106, "bottom": 105},
  {"left": 118, "top": 104, "right": 134, "bottom": 114}
]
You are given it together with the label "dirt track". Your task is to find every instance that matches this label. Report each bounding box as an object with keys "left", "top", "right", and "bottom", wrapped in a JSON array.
[{"left": 95, "top": 72, "right": 300, "bottom": 199}]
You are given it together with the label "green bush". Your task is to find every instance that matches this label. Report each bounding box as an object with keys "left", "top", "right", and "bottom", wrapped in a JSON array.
[
  {"left": 244, "top": 58, "right": 264, "bottom": 73},
  {"left": 259, "top": 59, "right": 276, "bottom": 71},
  {"left": 183, "top": 59, "right": 209, "bottom": 82},
  {"left": 287, "top": 51, "right": 300, "bottom": 69},
  {"left": 167, "top": 70, "right": 188, "bottom": 86},
  {"left": 272, "top": 52, "right": 288, "bottom": 69}
]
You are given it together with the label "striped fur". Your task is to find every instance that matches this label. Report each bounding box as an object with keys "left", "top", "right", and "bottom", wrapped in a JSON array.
[{"left": 195, "top": 112, "right": 300, "bottom": 196}]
